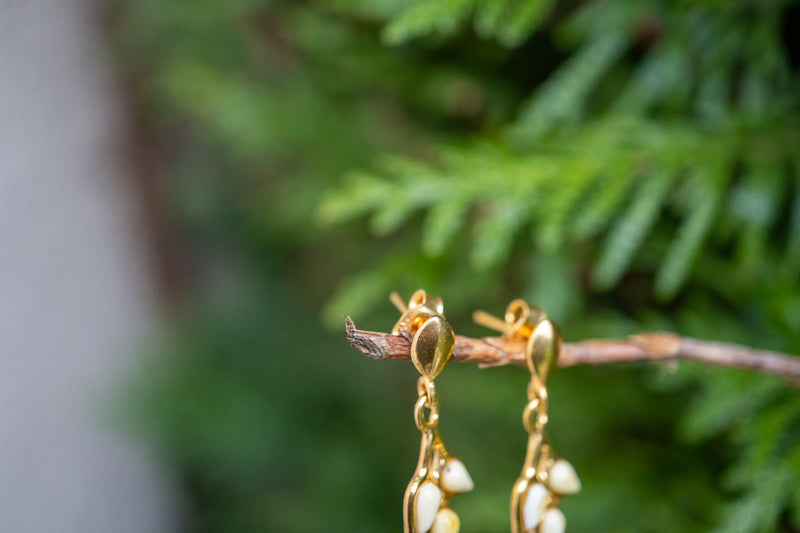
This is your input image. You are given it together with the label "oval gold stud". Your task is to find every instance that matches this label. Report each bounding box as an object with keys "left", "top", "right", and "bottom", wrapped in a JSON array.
[
  {"left": 527, "top": 319, "right": 561, "bottom": 380},
  {"left": 410, "top": 315, "right": 455, "bottom": 380}
]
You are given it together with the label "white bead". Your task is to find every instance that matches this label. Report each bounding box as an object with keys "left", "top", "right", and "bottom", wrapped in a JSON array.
[
  {"left": 549, "top": 460, "right": 581, "bottom": 495},
  {"left": 523, "top": 483, "right": 548, "bottom": 530},
  {"left": 431, "top": 508, "right": 460, "bottom": 533},
  {"left": 441, "top": 459, "right": 474, "bottom": 494},
  {"left": 415, "top": 481, "right": 442, "bottom": 532},
  {"left": 541, "top": 508, "right": 566, "bottom": 533}
]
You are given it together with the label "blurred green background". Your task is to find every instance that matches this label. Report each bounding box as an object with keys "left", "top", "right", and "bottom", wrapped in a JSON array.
[{"left": 109, "top": 0, "right": 800, "bottom": 531}]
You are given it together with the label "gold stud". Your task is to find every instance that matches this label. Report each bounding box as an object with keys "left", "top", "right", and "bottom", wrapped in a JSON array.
[
  {"left": 473, "top": 300, "right": 578, "bottom": 533},
  {"left": 393, "top": 290, "right": 471, "bottom": 533}
]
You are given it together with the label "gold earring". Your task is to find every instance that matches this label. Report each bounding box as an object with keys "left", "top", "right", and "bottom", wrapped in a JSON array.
[
  {"left": 391, "top": 290, "right": 474, "bottom": 533},
  {"left": 475, "top": 300, "right": 581, "bottom": 533}
]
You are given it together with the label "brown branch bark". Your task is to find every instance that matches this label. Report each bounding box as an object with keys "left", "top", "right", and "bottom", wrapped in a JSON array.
[{"left": 345, "top": 317, "right": 800, "bottom": 386}]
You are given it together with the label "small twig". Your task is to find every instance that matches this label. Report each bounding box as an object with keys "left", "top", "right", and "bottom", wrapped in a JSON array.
[{"left": 345, "top": 317, "right": 800, "bottom": 386}]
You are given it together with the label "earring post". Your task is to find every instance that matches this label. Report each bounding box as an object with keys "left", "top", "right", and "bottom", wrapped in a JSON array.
[
  {"left": 390, "top": 292, "right": 408, "bottom": 313},
  {"left": 472, "top": 310, "right": 509, "bottom": 334}
]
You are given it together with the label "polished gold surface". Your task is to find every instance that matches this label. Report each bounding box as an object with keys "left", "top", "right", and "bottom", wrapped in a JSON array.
[
  {"left": 527, "top": 319, "right": 561, "bottom": 381},
  {"left": 392, "top": 290, "right": 445, "bottom": 337},
  {"left": 511, "top": 363, "right": 554, "bottom": 533},
  {"left": 405, "top": 375, "right": 449, "bottom": 532},
  {"left": 473, "top": 300, "right": 575, "bottom": 533},
  {"left": 392, "top": 291, "right": 469, "bottom": 533},
  {"left": 410, "top": 316, "right": 455, "bottom": 380},
  {"left": 473, "top": 299, "right": 543, "bottom": 343}
]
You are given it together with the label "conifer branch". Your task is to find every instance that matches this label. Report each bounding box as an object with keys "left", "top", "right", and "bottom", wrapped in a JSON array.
[{"left": 345, "top": 317, "right": 800, "bottom": 385}]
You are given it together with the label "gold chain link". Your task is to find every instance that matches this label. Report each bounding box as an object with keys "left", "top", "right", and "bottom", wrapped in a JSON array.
[
  {"left": 523, "top": 374, "right": 549, "bottom": 434},
  {"left": 414, "top": 376, "right": 439, "bottom": 430}
]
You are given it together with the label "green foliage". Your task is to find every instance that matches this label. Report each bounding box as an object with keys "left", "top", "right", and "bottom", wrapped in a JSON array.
[
  {"left": 322, "top": 117, "right": 799, "bottom": 307},
  {"left": 110, "top": 0, "right": 800, "bottom": 531},
  {"left": 383, "top": 0, "right": 557, "bottom": 46}
]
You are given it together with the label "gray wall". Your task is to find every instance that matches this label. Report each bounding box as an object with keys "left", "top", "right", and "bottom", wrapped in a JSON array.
[{"left": 0, "top": 1, "right": 180, "bottom": 531}]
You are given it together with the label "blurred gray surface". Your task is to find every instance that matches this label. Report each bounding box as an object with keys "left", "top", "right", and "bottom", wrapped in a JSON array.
[{"left": 0, "top": 1, "right": 181, "bottom": 531}]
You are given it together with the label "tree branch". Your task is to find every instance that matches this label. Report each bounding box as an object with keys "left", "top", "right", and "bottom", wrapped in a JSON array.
[{"left": 345, "top": 317, "right": 800, "bottom": 386}]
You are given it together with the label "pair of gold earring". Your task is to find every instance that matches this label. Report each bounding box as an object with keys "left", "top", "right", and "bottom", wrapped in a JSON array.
[{"left": 390, "top": 290, "right": 581, "bottom": 533}]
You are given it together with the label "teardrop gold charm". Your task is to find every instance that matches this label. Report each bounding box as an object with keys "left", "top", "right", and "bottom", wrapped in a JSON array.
[
  {"left": 526, "top": 318, "right": 561, "bottom": 381},
  {"left": 410, "top": 315, "right": 455, "bottom": 380}
]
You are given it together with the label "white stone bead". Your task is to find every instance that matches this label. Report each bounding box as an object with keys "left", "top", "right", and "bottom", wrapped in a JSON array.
[
  {"left": 541, "top": 508, "right": 566, "bottom": 533},
  {"left": 415, "top": 481, "right": 442, "bottom": 532},
  {"left": 548, "top": 459, "right": 581, "bottom": 495},
  {"left": 523, "top": 483, "right": 548, "bottom": 530},
  {"left": 441, "top": 459, "right": 474, "bottom": 494},
  {"left": 431, "top": 508, "right": 460, "bottom": 533}
]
